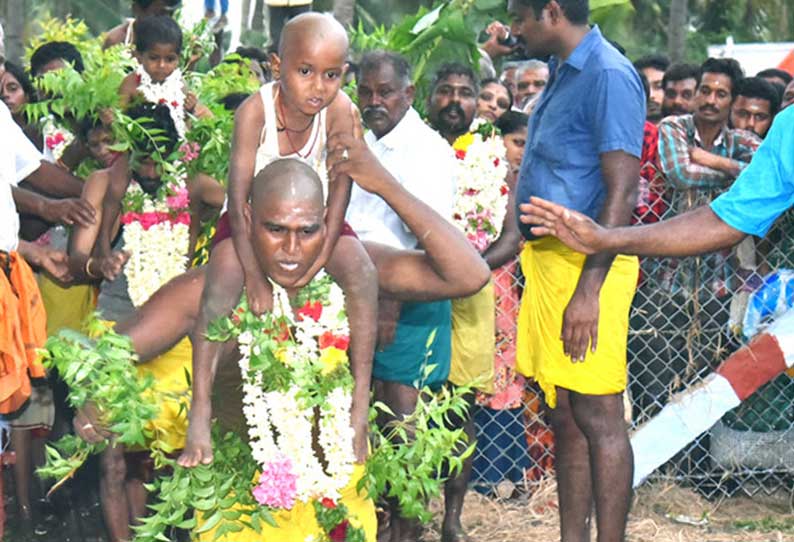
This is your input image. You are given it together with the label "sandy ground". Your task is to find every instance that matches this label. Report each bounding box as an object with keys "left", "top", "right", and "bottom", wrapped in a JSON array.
[{"left": 418, "top": 480, "right": 794, "bottom": 542}]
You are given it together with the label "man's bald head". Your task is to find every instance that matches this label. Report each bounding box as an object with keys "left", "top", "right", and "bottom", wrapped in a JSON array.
[
  {"left": 251, "top": 158, "right": 324, "bottom": 211},
  {"left": 248, "top": 159, "right": 327, "bottom": 288},
  {"left": 278, "top": 12, "right": 348, "bottom": 58}
]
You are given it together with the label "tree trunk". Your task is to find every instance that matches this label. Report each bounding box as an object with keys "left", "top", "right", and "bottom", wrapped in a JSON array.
[
  {"left": 252, "top": 0, "right": 265, "bottom": 33},
  {"left": 668, "top": 0, "right": 688, "bottom": 63},
  {"left": 241, "top": 0, "right": 252, "bottom": 31},
  {"left": 5, "top": 0, "right": 25, "bottom": 64},
  {"left": 333, "top": 0, "right": 356, "bottom": 28}
]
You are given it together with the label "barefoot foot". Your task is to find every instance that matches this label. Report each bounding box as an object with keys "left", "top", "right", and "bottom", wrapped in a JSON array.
[{"left": 177, "top": 405, "right": 213, "bottom": 467}]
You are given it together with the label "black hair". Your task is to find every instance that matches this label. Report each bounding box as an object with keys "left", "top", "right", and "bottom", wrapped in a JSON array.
[
  {"left": 479, "top": 77, "right": 514, "bottom": 110},
  {"left": 219, "top": 92, "right": 250, "bottom": 111},
  {"left": 125, "top": 102, "right": 179, "bottom": 156},
  {"left": 515, "top": 0, "right": 589, "bottom": 25},
  {"left": 734, "top": 76, "right": 782, "bottom": 117},
  {"left": 756, "top": 68, "right": 792, "bottom": 85},
  {"left": 234, "top": 46, "right": 269, "bottom": 63},
  {"left": 429, "top": 62, "right": 479, "bottom": 95},
  {"left": 700, "top": 57, "right": 744, "bottom": 96},
  {"left": 495, "top": 110, "right": 529, "bottom": 135},
  {"left": 78, "top": 116, "right": 107, "bottom": 142},
  {"left": 30, "top": 41, "right": 84, "bottom": 76},
  {"left": 662, "top": 62, "right": 701, "bottom": 89},
  {"left": 638, "top": 71, "right": 650, "bottom": 102},
  {"left": 134, "top": 15, "right": 183, "bottom": 53},
  {"left": 133, "top": 0, "right": 180, "bottom": 9},
  {"left": 1, "top": 61, "right": 35, "bottom": 100},
  {"left": 634, "top": 53, "right": 670, "bottom": 74},
  {"left": 359, "top": 50, "right": 412, "bottom": 86}
]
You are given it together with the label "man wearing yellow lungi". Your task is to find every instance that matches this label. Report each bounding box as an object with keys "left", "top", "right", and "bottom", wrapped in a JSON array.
[
  {"left": 426, "top": 63, "right": 499, "bottom": 542},
  {"left": 507, "top": 1, "right": 646, "bottom": 540}
]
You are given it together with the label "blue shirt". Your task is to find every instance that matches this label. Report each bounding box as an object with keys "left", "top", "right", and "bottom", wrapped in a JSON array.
[
  {"left": 516, "top": 26, "right": 646, "bottom": 240},
  {"left": 711, "top": 105, "right": 794, "bottom": 237}
]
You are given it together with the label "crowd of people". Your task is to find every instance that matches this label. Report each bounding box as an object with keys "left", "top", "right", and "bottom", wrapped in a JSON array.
[{"left": 1, "top": 0, "right": 793, "bottom": 541}]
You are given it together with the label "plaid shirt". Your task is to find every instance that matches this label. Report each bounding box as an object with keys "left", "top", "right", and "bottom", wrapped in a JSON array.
[{"left": 658, "top": 114, "right": 760, "bottom": 191}]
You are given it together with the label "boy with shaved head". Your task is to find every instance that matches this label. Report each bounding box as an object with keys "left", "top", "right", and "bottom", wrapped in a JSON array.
[{"left": 180, "top": 12, "right": 378, "bottom": 471}]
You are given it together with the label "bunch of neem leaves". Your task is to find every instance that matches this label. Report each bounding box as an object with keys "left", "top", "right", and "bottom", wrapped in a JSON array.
[
  {"left": 37, "top": 317, "right": 160, "bottom": 493},
  {"left": 26, "top": 44, "right": 133, "bottom": 126},
  {"left": 133, "top": 430, "right": 276, "bottom": 542}
]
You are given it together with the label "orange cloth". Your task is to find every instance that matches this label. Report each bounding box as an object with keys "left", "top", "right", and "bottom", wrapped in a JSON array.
[{"left": 0, "top": 251, "right": 47, "bottom": 416}]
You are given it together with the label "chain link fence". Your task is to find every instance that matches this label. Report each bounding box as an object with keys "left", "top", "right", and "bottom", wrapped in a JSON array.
[{"left": 471, "top": 184, "right": 794, "bottom": 501}]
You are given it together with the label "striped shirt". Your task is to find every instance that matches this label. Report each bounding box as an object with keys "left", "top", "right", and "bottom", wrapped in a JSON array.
[{"left": 658, "top": 114, "right": 760, "bottom": 191}]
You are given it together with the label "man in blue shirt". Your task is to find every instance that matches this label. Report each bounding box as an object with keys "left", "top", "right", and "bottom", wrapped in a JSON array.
[
  {"left": 507, "top": 0, "right": 645, "bottom": 540},
  {"left": 520, "top": 103, "right": 794, "bottom": 265}
]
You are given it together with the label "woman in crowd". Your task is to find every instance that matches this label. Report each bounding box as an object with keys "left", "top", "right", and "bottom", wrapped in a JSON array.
[{"left": 477, "top": 77, "right": 513, "bottom": 123}]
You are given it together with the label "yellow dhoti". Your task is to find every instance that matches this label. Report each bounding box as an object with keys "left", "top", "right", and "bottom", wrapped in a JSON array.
[
  {"left": 516, "top": 237, "right": 638, "bottom": 408},
  {"left": 136, "top": 336, "right": 192, "bottom": 452},
  {"left": 38, "top": 276, "right": 96, "bottom": 335},
  {"left": 449, "top": 280, "right": 496, "bottom": 394},
  {"left": 198, "top": 463, "right": 377, "bottom": 542}
]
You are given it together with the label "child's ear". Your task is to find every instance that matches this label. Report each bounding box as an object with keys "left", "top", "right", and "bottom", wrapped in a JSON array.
[
  {"left": 133, "top": 50, "right": 142, "bottom": 63},
  {"left": 270, "top": 53, "right": 281, "bottom": 80}
]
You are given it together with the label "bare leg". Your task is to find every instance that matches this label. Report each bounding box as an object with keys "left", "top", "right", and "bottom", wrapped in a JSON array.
[
  {"left": 548, "top": 388, "right": 593, "bottom": 542},
  {"left": 373, "top": 380, "right": 422, "bottom": 542},
  {"left": 441, "top": 391, "right": 475, "bottom": 542},
  {"left": 126, "top": 477, "right": 147, "bottom": 525},
  {"left": 179, "top": 239, "right": 245, "bottom": 467},
  {"left": 116, "top": 267, "right": 205, "bottom": 362},
  {"left": 10, "top": 429, "right": 33, "bottom": 520},
  {"left": 99, "top": 443, "right": 131, "bottom": 542},
  {"left": 326, "top": 236, "right": 378, "bottom": 463},
  {"left": 570, "top": 391, "right": 632, "bottom": 542}
]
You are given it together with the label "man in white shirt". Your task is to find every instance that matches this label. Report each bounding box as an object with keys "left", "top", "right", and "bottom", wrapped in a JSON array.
[
  {"left": 345, "top": 50, "right": 457, "bottom": 542},
  {"left": 0, "top": 23, "right": 74, "bottom": 275},
  {"left": 0, "top": 99, "right": 72, "bottom": 409},
  {"left": 347, "top": 51, "right": 456, "bottom": 250}
]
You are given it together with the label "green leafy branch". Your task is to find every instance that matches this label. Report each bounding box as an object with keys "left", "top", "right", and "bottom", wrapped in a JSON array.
[
  {"left": 349, "top": 0, "right": 506, "bottom": 114},
  {"left": 36, "top": 317, "right": 160, "bottom": 493},
  {"left": 133, "top": 430, "right": 276, "bottom": 542},
  {"left": 25, "top": 45, "right": 133, "bottom": 126},
  {"left": 363, "top": 382, "right": 474, "bottom": 522}
]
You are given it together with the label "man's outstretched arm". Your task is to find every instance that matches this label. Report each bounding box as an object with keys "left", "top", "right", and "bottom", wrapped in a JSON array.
[
  {"left": 327, "top": 133, "right": 490, "bottom": 301},
  {"left": 522, "top": 105, "right": 794, "bottom": 259},
  {"left": 520, "top": 198, "right": 745, "bottom": 257}
]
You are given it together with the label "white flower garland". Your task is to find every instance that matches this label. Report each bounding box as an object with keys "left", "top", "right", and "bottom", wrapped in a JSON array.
[
  {"left": 41, "top": 116, "right": 75, "bottom": 163},
  {"left": 237, "top": 273, "right": 356, "bottom": 505},
  {"left": 134, "top": 63, "right": 187, "bottom": 138},
  {"left": 452, "top": 128, "right": 509, "bottom": 252},
  {"left": 121, "top": 178, "right": 191, "bottom": 307}
]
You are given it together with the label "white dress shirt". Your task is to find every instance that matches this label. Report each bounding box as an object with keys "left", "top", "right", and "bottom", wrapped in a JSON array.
[
  {"left": 1, "top": 101, "right": 44, "bottom": 252},
  {"left": 346, "top": 107, "right": 456, "bottom": 249}
]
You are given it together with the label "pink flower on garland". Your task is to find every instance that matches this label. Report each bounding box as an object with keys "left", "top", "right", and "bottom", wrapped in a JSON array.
[
  {"left": 179, "top": 141, "right": 200, "bottom": 163},
  {"left": 121, "top": 211, "right": 190, "bottom": 230},
  {"left": 172, "top": 212, "right": 191, "bottom": 226},
  {"left": 252, "top": 457, "right": 298, "bottom": 509},
  {"left": 166, "top": 187, "right": 190, "bottom": 210},
  {"left": 45, "top": 132, "right": 65, "bottom": 149}
]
